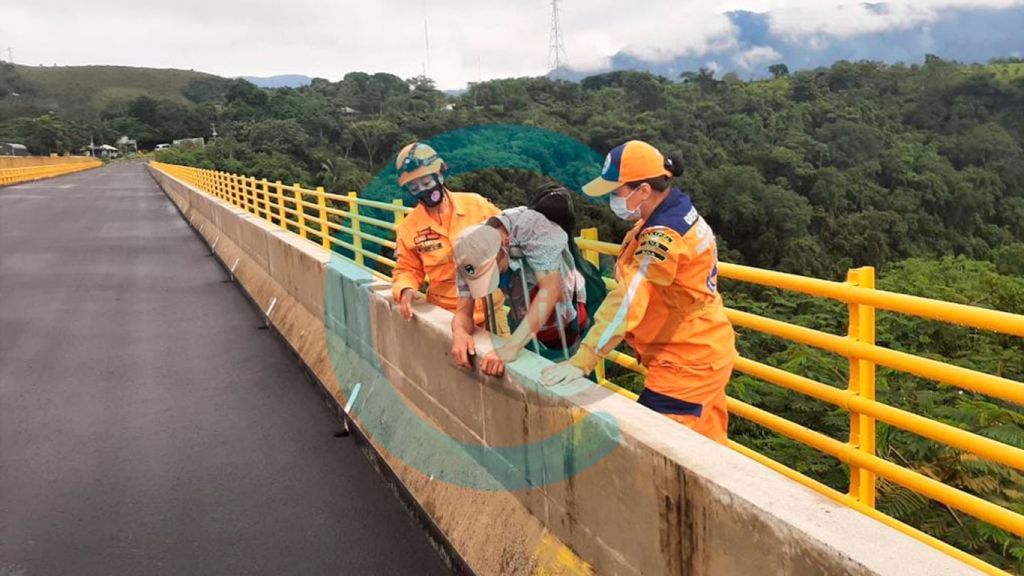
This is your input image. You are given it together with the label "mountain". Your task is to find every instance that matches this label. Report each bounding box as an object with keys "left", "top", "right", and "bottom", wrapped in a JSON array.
[
  {"left": 240, "top": 75, "right": 313, "bottom": 88},
  {"left": 558, "top": 3, "right": 1024, "bottom": 80},
  {"left": 0, "top": 64, "right": 233, "bottom": 120}
]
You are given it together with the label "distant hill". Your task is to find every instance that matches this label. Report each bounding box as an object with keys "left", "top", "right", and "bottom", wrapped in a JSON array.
[
  {"left": 240, "top": 75, "right": 312, "bottom": 88},
  {"left": 0, "top": 64, "right": 234, "bottom": 120},
  {"left": 556, "top": 3, "right": 1024, "bottom": 80}
]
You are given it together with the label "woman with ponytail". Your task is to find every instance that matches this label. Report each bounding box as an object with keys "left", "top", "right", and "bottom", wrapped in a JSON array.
[{"left": 542, "top": 140, "right": 736, "bottom": 445}]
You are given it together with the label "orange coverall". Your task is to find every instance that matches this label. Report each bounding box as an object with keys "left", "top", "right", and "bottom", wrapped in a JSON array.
[
  {"left": 391, "top": 191, "right": 505, "bottom": 326},
  {"left": 570, "top": 188, "right": 736, "bottom": 444}
]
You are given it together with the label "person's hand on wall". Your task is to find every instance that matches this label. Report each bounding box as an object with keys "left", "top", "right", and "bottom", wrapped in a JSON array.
[
  {"left": 452, "top": 329, "right": 476, "bottom": 369},
  {"left": 480, "top": 343, "right": 522, "bottom": 377},
  {"left": 399, "top": 288, "right": 420, "bottom": 321},
  {"left": 480, "top": 350, "right": 506, "bottom": 377},
  {"left": 541, "top": 361, "right": 584, "bottom": 387}
]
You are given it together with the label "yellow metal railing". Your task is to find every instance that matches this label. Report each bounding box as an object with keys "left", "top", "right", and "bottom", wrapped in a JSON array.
[
  {"left": 152, "top": 162, "right": 1023, "bottom": 575},
  {"left": 0, "top": 157, "right": 102, "bottom": 186}
]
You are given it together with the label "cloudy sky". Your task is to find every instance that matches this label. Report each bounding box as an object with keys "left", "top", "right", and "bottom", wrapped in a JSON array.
[{"left": 1, "top": 0, "right": 1022, "bottom": 88}]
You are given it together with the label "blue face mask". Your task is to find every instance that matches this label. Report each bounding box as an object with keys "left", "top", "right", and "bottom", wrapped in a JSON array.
[
  {"left": 610, "top": 186, "right": 642, "bottom": 221},
  {"left": 498, "top": 268, "right": 513, "bottom": 291},
  {"left": 497, "top": 247, "right": 513, "bottom": 290}
]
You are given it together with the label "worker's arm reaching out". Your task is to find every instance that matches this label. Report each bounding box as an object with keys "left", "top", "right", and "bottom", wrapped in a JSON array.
[
  {"left": 542, "top": 226, "right": 686, "bottom": 386},
  {"left": 451, "top": 295, "right": 477, "bottom": 369},
  {"left": 479, "top": 269, "right": 561, "bottom": 377},
  {"left": 392, "top": 233, "right": 426, "bottom": 321}
]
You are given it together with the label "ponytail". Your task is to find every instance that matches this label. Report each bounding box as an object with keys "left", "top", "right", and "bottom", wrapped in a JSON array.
[
  {"left": 664, "top": 153, "right": 685, "bottom": 178},
  {"left": 626, "top": 152, "right": 686, "bottom": 192}
]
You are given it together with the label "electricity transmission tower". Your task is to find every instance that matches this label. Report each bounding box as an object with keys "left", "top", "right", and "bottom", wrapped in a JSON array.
[{"left": 547, "top": 0, "right": 568, "bottom": 76}]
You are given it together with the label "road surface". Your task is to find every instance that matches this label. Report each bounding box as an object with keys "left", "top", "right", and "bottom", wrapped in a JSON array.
[{"left": 0, "top": 162, "right": 451, "bottom": 575}]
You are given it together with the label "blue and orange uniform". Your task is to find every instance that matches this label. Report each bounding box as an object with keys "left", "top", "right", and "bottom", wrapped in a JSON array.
[{"left": 568, "top": 141, "right": 737, "bottom": 444}]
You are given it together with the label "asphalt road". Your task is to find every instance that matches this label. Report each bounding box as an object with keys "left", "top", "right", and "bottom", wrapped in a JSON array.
[{"left": 0, "top": 162, "right": 451, "bottom": 576}]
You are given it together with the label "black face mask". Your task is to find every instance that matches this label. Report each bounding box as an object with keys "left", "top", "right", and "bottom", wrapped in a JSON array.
[
  {"left": 415, "top": 185, "right": 444, "bottom": 208},
  {"left": 408, "top": 176, "right": 445, "bottom": 208}
]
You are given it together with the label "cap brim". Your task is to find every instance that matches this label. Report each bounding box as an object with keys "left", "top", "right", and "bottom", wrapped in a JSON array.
[
  {"left": 582, "top": 176, "right": 621, "bottom": 197},
  {"left": 465, "top": 258, "right": 501, "bottom": 299}
]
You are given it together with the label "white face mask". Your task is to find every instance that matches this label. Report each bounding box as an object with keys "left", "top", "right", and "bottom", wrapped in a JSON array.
[{"left": 609, "top": 186, "right": 642, "bottom": 221}]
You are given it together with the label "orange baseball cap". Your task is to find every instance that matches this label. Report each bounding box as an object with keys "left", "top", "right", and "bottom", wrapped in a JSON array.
[{"left": 582, "top": 140, "right": 672, "bottom": 197}]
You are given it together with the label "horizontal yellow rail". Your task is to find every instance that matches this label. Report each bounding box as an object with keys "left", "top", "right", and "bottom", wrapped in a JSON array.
[
  {"left": 0, "top": 159, "right": 102, "bottom": 187},
  {"left": 0, "top": 155, "right": 98, "bottom": 169},
  {"left": 151, "top": 161, "right": 1022, "bottom": 575}
]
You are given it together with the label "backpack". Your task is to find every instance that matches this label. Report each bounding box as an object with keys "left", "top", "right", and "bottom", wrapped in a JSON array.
[{"left": 527, "top": 183, "right": 608, "bottom": 324}]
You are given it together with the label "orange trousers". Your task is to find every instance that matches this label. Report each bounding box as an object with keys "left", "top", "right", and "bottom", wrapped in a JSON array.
[{"left": 638, "top": 360, "right": 734, "bottom": 445}]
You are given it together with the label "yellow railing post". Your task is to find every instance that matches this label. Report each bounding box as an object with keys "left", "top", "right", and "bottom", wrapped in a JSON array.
[
  {"left": 246, "top": 176, "right": 256, "bottom": 214},
  {"left": 392, "top": 199, "right": 405, "bottom": 226},
  {"left": 348, "top": 192, "right": 364, "bottom": 266},
  {"left": 252, "top": 177, "right": 260, "bottom": 215},
  {"left": 261, "top": 179, "right": 272, "bottom": 223},
  {"left": 238, "top": 175, "right": 248, "bottom": 211},
  {"left": 293, "top": 184, "right": 307, "bottom": 239},
  {"left": 315, "top": 186, "right": 330, "bottom": 250},
  {"left": 275, "top": 181, "right": 286, "bottom": 230},
  {"left": 580, "top": 227, "right": 601, "bottom": 267},
  {"left": 579, "top": 227, "right": 605, "bottom": 383},
  {"left": 239, "top": 174, "right": 247, "bottom": 212},
  {"left": 847, "top": 266, "right": 877, "bottom": 508},
  {"left": 232, "top": 173, "right": 241, "bottom": 208},
  {"left": 259, "top": 178, "right": 268, "bottom": 218},
  {"left": 251, "top": 177, "right": 260, "bottom": 217}
]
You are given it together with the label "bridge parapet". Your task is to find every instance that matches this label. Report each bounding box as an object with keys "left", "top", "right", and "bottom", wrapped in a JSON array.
[
  {"left": 146, "top": 162, "right": 987, "bottom": 576},
  {"left": 0, "top": 155, "right": 101, "bottom": 186}
]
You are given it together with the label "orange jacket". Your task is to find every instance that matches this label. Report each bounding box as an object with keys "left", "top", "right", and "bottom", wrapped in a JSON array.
[
  {"left": 391, "top": 192, "right": 504, "bottom": 324},
  {"left": 571, "top": 188, "right": 736, "bottom": 372}
]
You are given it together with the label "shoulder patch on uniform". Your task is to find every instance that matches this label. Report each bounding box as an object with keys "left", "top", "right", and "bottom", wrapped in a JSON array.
[
  {"left": 634, "top": 248, "right": 667, "bottom": 262},
  {"left": 638, "top": 228, "right": 675, "bottom": 244},
  {"left": 634, "top": 228, "right": 675, "bottom": 263},
  {"left": 684, "top": 206, "right": 699, "bottom": 225}
]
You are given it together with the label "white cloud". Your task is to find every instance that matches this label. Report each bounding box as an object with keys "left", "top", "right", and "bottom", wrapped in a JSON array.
[
  {"left": 766, "top": 0, "right": 1024, "bottom": 42},
  {"left": 1, "top": 0, "right": 1022, "bottom": 90},
  {"left": 734, "top": 45, "right": 782, "bottom": 70}
]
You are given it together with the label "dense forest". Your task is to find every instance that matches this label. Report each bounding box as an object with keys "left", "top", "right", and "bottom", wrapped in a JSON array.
[{"left": 3, "top": 57, "right": 1023, "bottom": 571}]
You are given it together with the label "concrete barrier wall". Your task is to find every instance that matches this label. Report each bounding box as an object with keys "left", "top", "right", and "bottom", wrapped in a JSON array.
[{"left": 147, "top": 164, "right": 981, "bottom": 576}]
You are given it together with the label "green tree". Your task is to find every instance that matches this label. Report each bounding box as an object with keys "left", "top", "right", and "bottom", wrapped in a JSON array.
[{"left": 769, "top": 63, "right": 790, "bottom": 79}]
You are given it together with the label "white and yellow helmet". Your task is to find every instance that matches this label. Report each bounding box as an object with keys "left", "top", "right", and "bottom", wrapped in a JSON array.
[{"left": 395, "top": 142, "right": 446, "bottom": 187}]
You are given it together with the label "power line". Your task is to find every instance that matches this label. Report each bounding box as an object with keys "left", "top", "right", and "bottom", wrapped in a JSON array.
[{"left": 547, "top": 0, "right": 568, "bottom": 75}]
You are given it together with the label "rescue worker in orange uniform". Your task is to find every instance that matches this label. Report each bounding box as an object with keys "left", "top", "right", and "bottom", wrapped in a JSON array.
[
  {"left": 391, "top": 142, "right": 507, "bottom": 334},
  {"left": 542, "top": 141, "right": 737, "bottom": 444}
]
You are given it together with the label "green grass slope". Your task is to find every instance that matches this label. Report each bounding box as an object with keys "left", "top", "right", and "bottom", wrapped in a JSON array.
[{"left": 2, "top": 64, "right": 232, "bottom": 119}]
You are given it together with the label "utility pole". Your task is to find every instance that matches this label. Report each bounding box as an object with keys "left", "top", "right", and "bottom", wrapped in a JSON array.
[
  {"left": 422, "top": 0, "right": 432, "bottom": 79},
  {"left": 548, "top": 0, "right": 568, "bottom": 76}
]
